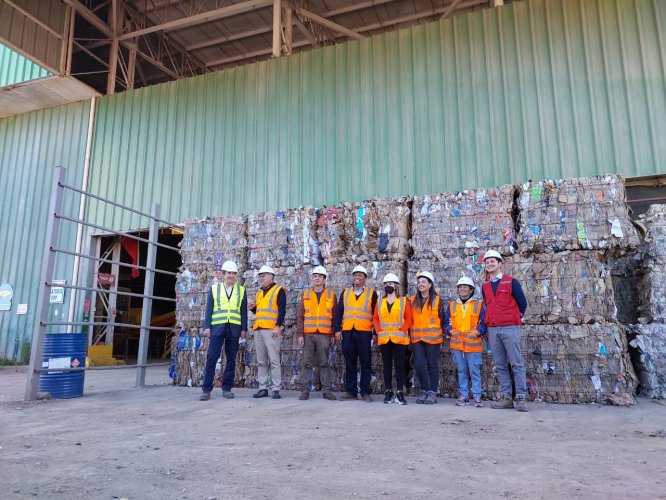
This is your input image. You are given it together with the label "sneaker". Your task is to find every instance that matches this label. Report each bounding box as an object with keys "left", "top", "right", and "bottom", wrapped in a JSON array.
[
  {"left": 253, "top": 389, "right": 269, "bottom": 398},
  {"left": 322, "top": 391, "right": 337, "bottom": 401},
  {"left": 361, "top": 394, "right": 373, "bottom": 403},
  {"left": 383, "top": 390, "right": 393, "bottom": 404},
  {"left": 424, "top": 391, "right": 438, "bottom": 405},
  {"left": 515, "top": 394, "right": 528, "bottom": 412},
  {"left": 491, "top": 395, "right": 514, "bottom": 409},
  {"left": 455, "top": 396, "right": 470, "bottom": 406},
  {"left": 272, "top": 390, "right": 281, "bottom": 399},
  {"left": 395, "top": 391, "right": 407, "bottom": 405},
  {"left": 299, "top": 390, "right": 310, "bottom": 401},
  {"left": 415, "top": 391, "right": 427, "bottom": 404},
  {"left": 340, "top": 393, "right": 358, "bottom": 401},
  {"left": 473, "top": 397, "right": 483, "bottom": 407},
  {"left": 199, "top": 392, "right": 211, "bottom": 401},
  {"left": 222, "top": 390, "right": 234, "bottom": 399}
]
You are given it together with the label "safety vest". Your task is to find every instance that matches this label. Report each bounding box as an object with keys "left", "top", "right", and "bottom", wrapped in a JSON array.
[
  {"left": 377, "top": 297, "right": 409, "bottom": 345},
  {"left": 303, "top": 288, "right": 334, "bottom": 334},
  {"left": 449, "top": 299, "right": 483, "bottom": 353},
  {"left": 253, "top": 285, "right": 283, "bottom": 330},
  {"left": 482, "top": 276, "right": 522, "bottom": 327},
  {"left": 341, "top": 288, "right": 373, "bottom": 332},
  {"left": 410, "top": 295, "right": 443, "bottom": 344},
  {"left": 211, "top": 283, "right": 245, "bottom": 326}
]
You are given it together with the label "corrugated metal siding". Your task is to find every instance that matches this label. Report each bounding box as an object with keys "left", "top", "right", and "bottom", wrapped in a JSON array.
[
  {"left": 0, "top": 101, "right": 90, "bottom": 359},
  {"left": 82, "top": 0, "right": 664, "bottom": 232},
  {"left": 0, "top": 43, "right": 51, "bottom": 87}
]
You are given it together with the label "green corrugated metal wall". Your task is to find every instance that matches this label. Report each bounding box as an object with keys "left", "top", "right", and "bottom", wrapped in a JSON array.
[
  {"left": 0, "top": 43, "right": 51, "bottom": 87},
  {"left": 0, "top": 102, "right": 90, "bottom": 359},
  {"left": 88, "top": 0, "right": 666, "bottom": 231}
]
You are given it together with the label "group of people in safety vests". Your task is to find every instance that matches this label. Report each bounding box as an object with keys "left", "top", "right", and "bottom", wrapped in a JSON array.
[{"left": 199, "top": 249, "right": 529, "bottom": 412}]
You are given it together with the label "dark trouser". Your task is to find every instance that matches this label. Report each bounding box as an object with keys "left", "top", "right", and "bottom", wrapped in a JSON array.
[
  {"left": 202, "top": 324, "right": 240, "bottom": 392},
  {"left": 379, "top": 341, "right": 407, "bottom": 392},
  {"left": 342, "top": 329, "right": 372, "bottom": 396},
  {"left": 412, "top": 341, "right": 441, "bottom": 392},
  {"left": 301, "top": 333, "right": 333, "bottom": 392}
]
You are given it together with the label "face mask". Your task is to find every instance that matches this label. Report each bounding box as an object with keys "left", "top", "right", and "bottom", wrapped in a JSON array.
[{"left": 384, "top": 285, "right": 395, "bottom": 295}]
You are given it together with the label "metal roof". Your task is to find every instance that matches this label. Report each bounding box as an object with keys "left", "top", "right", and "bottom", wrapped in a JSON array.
[{"left": 0, "top": 43, "right": 51, "bottom": 87}]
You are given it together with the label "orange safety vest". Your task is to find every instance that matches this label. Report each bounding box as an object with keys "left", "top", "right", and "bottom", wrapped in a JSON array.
[
  {"left": 410, "top": 295, "right": 443, "bottom": 344},
  {"left": 341, "top": 288, "right": 373, "bottom": 332},
  {"left": 253, "top": 285, "right": 283, "bottom": 330},
  {"left": 303, "top": 289, "right": 334, "bottom": 334},
  {"left": 449, "top": 299, "right": 483, "bottom": 353},
  {"left": 377, "top": 297, "right": 409, "bottom": 345}
]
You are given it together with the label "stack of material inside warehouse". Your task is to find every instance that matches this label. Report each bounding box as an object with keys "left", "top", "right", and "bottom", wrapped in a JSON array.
[
  {"left": 317, "top": 197, "right": 412, "bottom": 393},
  {"left": 512, "top": 175, "right": 639, "bottom": 404},
  {"left": 628, "top": 205, "right": 666, "bottom": 398},
  {"left": 173, "top": 216, "right": 247, "bottom": 387}
]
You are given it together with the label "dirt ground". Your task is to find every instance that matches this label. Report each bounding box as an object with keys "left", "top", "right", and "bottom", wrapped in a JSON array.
[{"left": 1, "top": 365, "right": 665, "bottom": 500}]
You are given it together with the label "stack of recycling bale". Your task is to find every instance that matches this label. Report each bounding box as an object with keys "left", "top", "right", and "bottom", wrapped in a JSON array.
[
  {"left": 173, "top": 216, "right": 248, "bottom": 387},
  {"left": 317, "top": 197, "right": 412, "bottom": 393},
  {"left": 241, "top": 207, "right": 321, "bottom": 390},
  {"left": 408, "top": 186, "right": 517, "bottom": 397},
  {"left": 628, "top": 205, "right": 666, "bottom": 398},
  {"left": 513, "top": 175, "right": 639, "bottom": 404}
]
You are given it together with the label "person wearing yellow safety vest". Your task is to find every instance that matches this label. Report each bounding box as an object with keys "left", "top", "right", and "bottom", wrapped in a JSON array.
[
  {"left": 373, "top": 273, "right": 413, "bottom": 405},
  {"left": 249, "top": 265, "right": 287, "bottom": 400},
  {"left": 333, "top": 265, "right": 378, "bottom": 402},
  {"left": 410, "top": 270, "right": 445, "bottom": 405},
  {"left": 443, "top": 276, "right": 487, "bottom": 407},
  {"left": 296, "top": 266, "right": 338, "bottom": 401},
  {"left": 200, "top": 260, "right": 248, "bottom": 401}
]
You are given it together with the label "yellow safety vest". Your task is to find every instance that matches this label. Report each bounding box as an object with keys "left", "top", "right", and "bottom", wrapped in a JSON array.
[
  {"left": 211, "top": 283, "right": 245, "bottom": 326},
  {"left": 410, "top": 295, "right": 443, "bottom": 344},
  {"left": 303, "top": 289, "right": 334, "bottom": 334},
  {"left": 377, "top": 297, "right": 409, "bottom": 345},
  {"left": 253, "top": 285, "right": 283, "bottom": 330},
  {"left": 449, "top": 299, "right": 483, "bottom": 353}
]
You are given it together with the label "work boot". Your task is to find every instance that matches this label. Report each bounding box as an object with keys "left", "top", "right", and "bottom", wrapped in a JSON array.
[
  {"left": 474, "top": 397, "right": 484, "bottom": 408},
  {"left": 424, "top": 391, "right": 437, "bottom": 405},
  {"left": 383, "top": 390, "right": 393, "bottom": 404},
  {"left": 361, "top": 394, "right": 373, "bottom": 403},
  {"left": 395, "top": 391, "right": 407, "bottom": 405},
  {"left": 272, "top": 390, "right": 281, "bottom": 399},
  {"left": 455, "top": 396, "right": 470, "bottom": 406},
  {"left": 222, "top": 390, "right": 234, "bottom": 399},
  {"left": 491, "top": 395, "right": 514, "bottom": 409},
  {"left": 515, "top": 394, "right": 528, "bottom": 412},
  {"left": 199, "top": 392, "right": 211, "bottom": 401},
  {"left": 322, "top": 391, "right": 337, "bottom": 401},
  {"left": 299, "top": 389, "right": 310, "bottom": 401},
  {"left": 340, "top": 393, "right": 358, "bottom": 401},
  {"left": 416, "top": 391, "right": 427, "bottom": 404},
  {"left": 253, "top": 389, "right": 268, "bottom": 398}
]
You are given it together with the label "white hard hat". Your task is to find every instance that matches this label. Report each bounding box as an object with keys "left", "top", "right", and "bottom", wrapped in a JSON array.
[
  {"left": 483, "top": 249, "right": 503, "bottom": 262},
  {"left": 351, "top": 265, "right": 368, "bottom": 276},
  {"left": 258, "top": 265, "right": 275, "bottom": 275},
  {"left": 383, "top": 273, "right": 400, "bottom": 284},
  {"left": 312, "top": 265, "right": 328, "bottom": 277},
  {"left": 456, "top": 276, "right": 475, "bottom": 288},
  {"left": 221, "top": 260, "right": 239, "bottom": 273},
  {"left": 416, "top": 270, "right": 434, "bottom": 283}
]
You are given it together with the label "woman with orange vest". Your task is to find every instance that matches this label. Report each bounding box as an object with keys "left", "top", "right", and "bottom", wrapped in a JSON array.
[
  {"left": 409, "top": 270, "right": 445, "bottom": 405},
  {"left": 373, "top": 273, "right": 412, "bottom": 405},
  {"left": 444, "top": 276, "right": 487, "bottom": 407}
]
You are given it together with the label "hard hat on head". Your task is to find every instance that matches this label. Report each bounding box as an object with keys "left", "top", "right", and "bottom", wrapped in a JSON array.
[
  {"left": 258, "top": 265, "right": 275, "bottom": 275},
  {"left": 483, "top": 250, "right": 503, "bottom": 262},
  {"left": 416, "top": 270, "right": 434, "bottom": 283},
  {"left": 351, "top": 265, "right": 368, "bottom": 276},
  {"left": 456, "top": 276, "right": 475, "bottom": 288},
  {"left": 312, "top": 265, "right": 328, "bottom": 277},
  {"left": 383, "top": 273, "right": 400, "bottom": 284},
  {"left": 221, "top": 260, "right": 239, "bottom": 273}
]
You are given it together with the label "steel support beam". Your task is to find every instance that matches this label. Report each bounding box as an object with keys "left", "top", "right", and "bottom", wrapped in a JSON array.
[
  {"left": 296, "top": 8, "right": 365, "bottom": 40},
  {"left": 272, "top": 0, "right": 281, "bottom": 57}
]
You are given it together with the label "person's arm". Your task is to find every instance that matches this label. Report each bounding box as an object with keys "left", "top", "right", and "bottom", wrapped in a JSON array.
[
  {"left": 443, "top": 301, "right": 452, "bottom": 338},
  {"left": 276, "top": 288, "right": 287, "bottom": 327},
  {"left": 372, "top": 301, "right": 381, "bottom": 333},
  {"left": 401, "top": 300, "right": 413, "bottom": 332},
  {"left": 477, "top": 303, "right": 487, "bottom": 336},
  {"left": 370, "top": 290, "right": 378, "bottom": 334},
  {"left": 240, "top": 288, "right": 248, "bottom": 336},
  {"left": 512, "top": 279, "right": 528, "bottom": 316},
  {"left": 333, "top": 290, "right": 345, "bottom": 334},
  {"left": 204, "top": 288, "right": 214, "bottom": 334},
  {"left": 296, "top": 294, "right": 305, "bottom": 346}
]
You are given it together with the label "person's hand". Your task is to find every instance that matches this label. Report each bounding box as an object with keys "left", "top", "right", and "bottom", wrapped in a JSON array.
[
  {"left": 241, "top": 330, "right": 247, "bottom": 339},
  {"left": 470, "top": 329, "right": 479, "bottom": 337},
  {"left": 272, "top": 326, "right": 281, "bottom": 337},
  {"left": 298, "top": 336, "right": 304, "bottom": 347},
  {"left": 335, "top": 331, "right": 342, "bottom": 343},
  {"left": 249, "top": 300, "right": 256, "bottom": 309},
  {"left": 203, "top": 329, "right": 211, "bottom": 338}
]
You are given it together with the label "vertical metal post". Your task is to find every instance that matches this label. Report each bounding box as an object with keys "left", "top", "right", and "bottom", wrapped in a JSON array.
[
  {"left": 107, "top": 239, "right": 121, "bottom": 345},
  {"left": 136, "top": 203, "right": 159, "bottom": 386},
  {"left": 25, "top": 167, "right": 66, "bottom": 401},
  {"left": 272, "top": 0, "right": 282, "bottom": 58},
  {"left": 284, "top": 5, "right": 293, "bottom": 55},
  {"left": 85, "top": 235, "right": 100, "bottom": 345},
  {"left": 107, "top": 0, "right": 119, "bottom": 94}
]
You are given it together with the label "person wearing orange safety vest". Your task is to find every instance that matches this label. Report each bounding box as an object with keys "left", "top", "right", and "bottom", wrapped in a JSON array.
[
  {"left": 444, "top": 276, "right": 487, "bottom": 408},
  {"left": 297, "top": 266, "right": 338, "bottom": 401},
  {"left": 409, "top": 270, "right": 445, "bottom": 405},
  {"left": 373, "top": 273, "right": 412, "bottom": 404},
  {"left": 333, "top": 265, "right": 378, "bottom": 402},
  {"left": 249, "top": 265, "right": 287, "bottom": 400}
]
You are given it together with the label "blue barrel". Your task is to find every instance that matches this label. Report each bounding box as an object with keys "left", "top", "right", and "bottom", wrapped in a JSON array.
[{"left": 38, "top": 333, "right": 88, "bottom": 399}]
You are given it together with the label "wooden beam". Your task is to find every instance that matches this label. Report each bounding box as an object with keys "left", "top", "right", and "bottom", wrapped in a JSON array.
[
  {"left": 296, "top": 8, "right": 365, "bottom": 40},
  {"left": 440, "top": 0, "right": 464, "bottom": 19},
  {"left": 272, "top": 0, "right": 281, "bottom": 57},
  {"left": 118, "top": 0, "right": 274, "bottom": 40},
  {"left": 107, "top": 0, "right": 120, "bottom": 94},
  {"left": 207, "top": 40, "right": 309, "bottom": 68},
  {"left": 492, "top": 0, "right": 504, "bottom": 6},
  {"left": 186, "top": 26, "right": 272, "bottom": 51},
  {"left": 283, "top": 4, "right": 293, "bottom": 54},
  {"left": 63, "top": 0, "right": 112, "bottom": 37},
  {"left": 294, "top": 16, "right": 317, "bottom": 47}
]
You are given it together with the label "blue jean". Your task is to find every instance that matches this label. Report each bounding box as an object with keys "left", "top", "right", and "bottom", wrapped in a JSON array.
[
  {"left": 202, "top": 324, "right": 240, "bottom": 392},
  {"left": 412, "top": 342, "right": 440, "bottom": 392},
  {"left": 487, "top": 325, "right": 526, "bottom": 396},
  {"left": 342, "top": 329, "right": 372, "bottom": 396},
  {"left": 451, "top": 349, "right": 483, "bottom": 399}
]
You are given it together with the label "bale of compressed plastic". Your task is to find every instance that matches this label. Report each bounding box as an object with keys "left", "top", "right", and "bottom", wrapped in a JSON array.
[
  {"left": 516, "top": 175, "right": 640, "bottom": 254},
  {"left": 610, "top": 254, "right": 642, "bottom": 325},
  {"left": 628, "top": 323, "right": 666, "bottom": 398}
]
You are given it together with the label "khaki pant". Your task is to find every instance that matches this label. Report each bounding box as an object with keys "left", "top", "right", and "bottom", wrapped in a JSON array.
[
  {"left": 255, "top": 328, "right": 282, "bottom": 390},
  {"left": 301, "top": 333, "right": 333, "bottom": 392}
]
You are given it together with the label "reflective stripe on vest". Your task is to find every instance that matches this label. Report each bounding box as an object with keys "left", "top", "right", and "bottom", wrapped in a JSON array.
[
  {"left": 211, "top": 283, "right": 245, "bottom": 326},
  {"left": 342, "top": 288, "right": 373, "bottom": 332},
  {"left": 253, "top": 285, "right": 282, "bottom": 330},
  {"left": 303, "top": 289, "right": 334, "bottom": 334},
  {"left": 377, "top": 297, "right": 408, "bottom": 345},
  {"left": 449, "top": 299, "right": 483, "bottom": 353},
  {"left": 410, "top": 295, "right": 443, "bottom": 344}
]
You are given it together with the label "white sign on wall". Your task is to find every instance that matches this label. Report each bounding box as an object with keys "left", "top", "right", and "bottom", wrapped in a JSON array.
[{"left": 49, "top": 280, "right": 66, "bottom": 304}]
